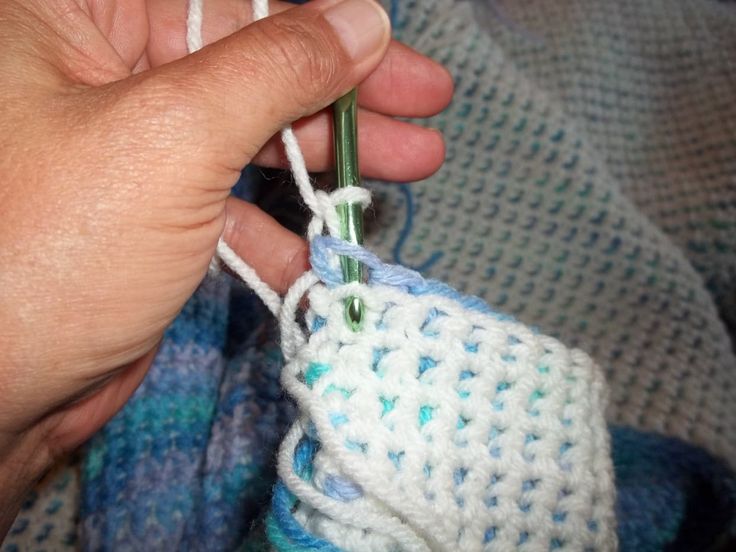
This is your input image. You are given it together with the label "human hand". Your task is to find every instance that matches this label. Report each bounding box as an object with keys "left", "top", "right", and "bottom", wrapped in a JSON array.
[{"left": 0, "top": 0, "right": 452, "bottom": 533}]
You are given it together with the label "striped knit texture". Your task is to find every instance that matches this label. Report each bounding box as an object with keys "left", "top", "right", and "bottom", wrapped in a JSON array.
[{"left": 77, "top": 276, "right": 295, "bottom": 550}]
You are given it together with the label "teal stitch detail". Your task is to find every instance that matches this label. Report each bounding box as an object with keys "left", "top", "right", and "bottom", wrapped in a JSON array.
[
  {"left": 419, "top": 356, "right": 438, "bottom": 376},
  {"left": 329, "top": 413, "right": 348, "bottom": 428},
  {"left": 551, "top": 537, "right": 565, "bottom": 549},
  {"left": 380, "top": 396, "right": 398, "bottom": 418},
  {"left": 45, "top": 498, "right": 62, "bottom": 515},
  {"left": 388, "top": 450, "right": 405, "bottom": 470},
  {"left": 323, "top": 384, "right": 353, "bottom": 399},
  {"left": 310, "top": 316, "right": 326, "bottom": 333},
  {"left": 530, "top": 389, "right": 546, "bottom": 403},
  {"left": 454, "top": 467, "right": 469, "bottom": 485},
  {"left": 419, "top": 405, "right": 435, "bottom": 427},
  {"left": 550, "top": 129, "right": 565, "bottom": 142},
  {"left": 304, "top": 362, "right": 331, "bottom": 389},
  {"left": 501, "top": 93, "right": 515, "bottom": 107},
  {"left": 372, "top": 348, "right": 391, "bottom": 377},
  {"left": 85, "top": 443, "right": 107, "bottom": 481},
  {"left": 345, "top": 440, "right": 368, "bottom": 453},
  {"left": 464, "top": 342, "right": 479, "bottom": 353}
]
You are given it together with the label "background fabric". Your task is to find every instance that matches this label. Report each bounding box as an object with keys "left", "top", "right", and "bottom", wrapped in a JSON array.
[{"left": 372, "top": 0, "right": 736, "bottom": 463}]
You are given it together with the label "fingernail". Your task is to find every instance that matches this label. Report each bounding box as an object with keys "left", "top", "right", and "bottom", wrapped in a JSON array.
[{"left": 322, "top": 0, "right": 390, "bottom": 60}]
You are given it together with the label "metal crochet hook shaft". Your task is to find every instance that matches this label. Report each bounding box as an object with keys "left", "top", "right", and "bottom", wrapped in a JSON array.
[{"left": 333, "top": 88, "right": 365, "bottom": 331}]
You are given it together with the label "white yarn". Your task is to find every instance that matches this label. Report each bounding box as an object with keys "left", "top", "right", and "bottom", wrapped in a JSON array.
[
  {"left": 186, "top": 0, "right": 204, "bottom": 53},
  {"left": 185, "top": 0, "right": 294, "bottom": 316},
  {"left": 252, "top": 0, "right": 270, "bottom": 22},
  {"left": 215, "top": 240, "right": 282, "bottom": 316},
  {"left": 279, "top": 269, "right": 319, "bottom": 361}
]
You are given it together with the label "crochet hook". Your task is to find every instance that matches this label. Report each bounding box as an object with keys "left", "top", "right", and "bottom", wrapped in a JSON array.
[{"left": 333, "top": 88, "right": 365, "bottom": 331}]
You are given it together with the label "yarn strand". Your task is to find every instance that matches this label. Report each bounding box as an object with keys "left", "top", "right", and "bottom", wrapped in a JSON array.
[
  {"left": 186, "top": 0, "right": 371, "bottom": 325},
  {"left": 186, "top": 0, "right": 204, "bottom": 53}
]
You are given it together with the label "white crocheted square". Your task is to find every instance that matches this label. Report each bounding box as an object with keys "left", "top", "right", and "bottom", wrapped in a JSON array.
[{"left": 279, "top": 282, "right": 616, "bottom": 552}]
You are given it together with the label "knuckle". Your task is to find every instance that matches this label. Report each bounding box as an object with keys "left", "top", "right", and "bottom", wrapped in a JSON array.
[
  {"left": 254, "top": 14, "right": 346, "bottom": 104},
  {"left": 101, "top": 74, "right": 207, "bottom": 149}
]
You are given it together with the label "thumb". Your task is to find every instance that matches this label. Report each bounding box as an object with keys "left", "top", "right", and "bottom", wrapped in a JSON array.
[{"left": 134, "top": 0, "right": 391, "bottom": 170}]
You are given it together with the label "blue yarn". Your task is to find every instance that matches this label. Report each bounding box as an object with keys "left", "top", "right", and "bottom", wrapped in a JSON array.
[
  {"left": 79, "top": 274, "right": 297, "bottom": 551},
  {"left": 311, "top": 236, "right": 424, "bottom": 288},
  {"left": 268, "top": 434, "right": 355, "bottom": 549},
  {"left": 266, "top": 513, "right": 303, "bottom": 552},
  {"left": 311, "top": 236, "right": 513, "bottom": 320},
  {"left": 269, "top": 483, "right": 343, "bottom": 552},
  {"left": 322, "top": 475, "right": 363, "bottom": 502},
  {"left": 392, "top": 184, "right": 444, "bottom": 272},
  {"left": 81, "top": 242, "right": 736, "bottom": 551},
  {"left": 293, "top": 435, "right": 319, "bottom": 481},
  {"left": 409, "top": 279, "right": 514, "bottom": 321},
  {"left": 274, "top": 423, "right": 736, "bottom": 551}
]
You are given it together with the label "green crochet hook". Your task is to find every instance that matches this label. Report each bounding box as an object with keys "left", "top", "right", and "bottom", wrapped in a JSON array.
[{"left": 333, "top": 88, "right": 365, "bottom": 331}]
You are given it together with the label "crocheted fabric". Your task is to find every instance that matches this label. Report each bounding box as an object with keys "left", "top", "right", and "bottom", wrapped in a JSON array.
[
  {"left": 4, "top": 0, "right": 736, "bottom": 550},
  {"left": 266, "top": 238, "right": 616, "bottom": 551}
]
